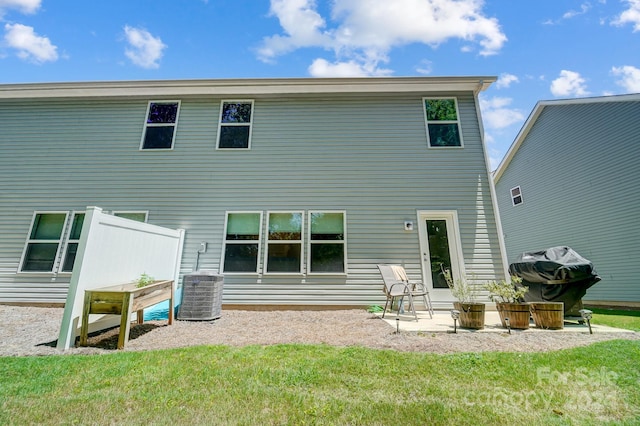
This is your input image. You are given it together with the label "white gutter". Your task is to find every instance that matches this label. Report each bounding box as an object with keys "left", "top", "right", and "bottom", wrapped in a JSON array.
[{"left": 0, "top": 76, "right": 497, "bottom": 99}]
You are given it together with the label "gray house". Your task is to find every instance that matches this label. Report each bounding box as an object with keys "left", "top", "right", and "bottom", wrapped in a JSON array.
[
  {"left": 494, "top": 94, "right": 640, "bottom": 306},
  {"left": 0, "top": 76, "right": 508, "bottom": 309}
]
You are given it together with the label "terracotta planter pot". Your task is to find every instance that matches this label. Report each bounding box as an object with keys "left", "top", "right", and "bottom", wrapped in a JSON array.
[
  {"left": 453, "top": 302, "right": 485, "bottom": 330},
  {"left": 496, "top": 302, "right": 530, "bottom": 329}
]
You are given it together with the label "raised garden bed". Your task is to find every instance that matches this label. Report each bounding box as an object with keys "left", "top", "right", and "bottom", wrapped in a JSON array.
[{"left": 79, "top": 280, "right": 174, "bottom": 349}]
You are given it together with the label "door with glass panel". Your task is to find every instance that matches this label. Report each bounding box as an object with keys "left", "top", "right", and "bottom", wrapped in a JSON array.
[{"left": 417, "top": 211, "right": 464, "bottom": 301}]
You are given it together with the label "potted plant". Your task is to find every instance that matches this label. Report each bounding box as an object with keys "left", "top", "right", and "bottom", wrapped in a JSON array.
[
  {"left": 444, "top": 269, "right": 485, "bottom": 330},
  {"left": 484, "top": 276, "right": 530, "bottom": 329}
]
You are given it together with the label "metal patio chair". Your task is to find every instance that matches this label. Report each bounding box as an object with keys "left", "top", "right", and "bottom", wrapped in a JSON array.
[{"left": 377, "top": 264, "right": 434, "bottom": 321}]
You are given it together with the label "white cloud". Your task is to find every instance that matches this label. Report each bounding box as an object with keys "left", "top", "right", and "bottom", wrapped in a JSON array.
[
  {"left": 611, "top": 65, "right": 640, "bottom": 92},
  {"left": 479, "top": 96, "right": 525, "bottom": 170},
  {"left": 415, "top": 59, "right": 433, "bottom": 75},
  {"left": 550, "top": 70, "right": 589, "bottom": 97},
  {"left": 495, "top": 73, "right": 518, "bottom": 89},
  {"left": 4, "top": 23, "right": 57, "bottom": 63},
  {"left": 479, "top": 96, "right": 525, "bottom": 130},
  {"left": 308, "top": 57, "right": 392, "bottom": 77},
  {"left": 0, "top": 0, "right": 40, "bottom": 17},
  {"left": 123, "top": 25, "right": 166, "bottom": 69},
  {"left": 331, "top": 0, "right": 506, "bottom": 55},
  {"left": 544, "top": 2, "right": 594, "bottom": 26},
  {"left": 612, "top": 0, "right": 640, "bottom": 31},
  {"left": 562, "top": 2, "right": 592, "bottom": 19},
  {"left": 308, "top": 58, "right": 369, "bottom": 77},
  {"left": 258, "top": 0, "right": 331, "bottom": 61},
  {"left": 259, "top": 0, "right": 506, "bottom": 76},
  {"left": 487, "top": 145, "right": 504, "bottom": 171}
]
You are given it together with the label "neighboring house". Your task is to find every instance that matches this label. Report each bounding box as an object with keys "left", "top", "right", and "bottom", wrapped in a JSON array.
[
  {"left": 0, "top": 76, "right": 508, "bottom": 308},
  {"left": 494, "top": 94, "right": 640, "bottom": 305}
]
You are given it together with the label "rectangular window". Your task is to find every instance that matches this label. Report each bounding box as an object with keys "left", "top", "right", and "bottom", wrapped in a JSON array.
[
  {"left": 222, "top": 212, "right": 262, "bottom": 273},
  {"left": 20, "top": 212, "right": 69, "bottom": 272},
  {"left": 511, "top": 186, "right": 523, "bottom": 206},
  {"left": 423, "top": 98, "right": 463, "bottom": 147},
  {"left": 265, "top": 212, "right": 303, "bottom": 274},
  {"left": 61, "top": 212, "right": 85, "bottom": 272},
  {"left": 140, "top": 101, "right": 180, "bottom": 150},
  {"left": 308, "top": 211, "right": 346, "bottom": 274},
  {"left": 113, "top": 211, "right": 149, "bottom": 222},
  {"left": 217, "top": 100, "right": 254, "bottom": 149}
]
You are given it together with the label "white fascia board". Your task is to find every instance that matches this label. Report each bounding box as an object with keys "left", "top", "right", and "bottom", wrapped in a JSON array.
[
  {"left": 0, "top": 76, "right": 496, "bottom": 100},
  {"left": 492, "top": 92, "right": 640, "bottom": 182}
]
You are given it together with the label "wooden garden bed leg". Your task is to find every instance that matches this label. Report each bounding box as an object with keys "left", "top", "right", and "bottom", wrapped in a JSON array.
[
  {"left": 79, "top": 291, "right": 92, "bottom": 347},
  {"left": 118, "top": 293, "right": 134, "bottom": 349},
  {"left": 168, "top": 284, "right": 175, "bottom": 325}
]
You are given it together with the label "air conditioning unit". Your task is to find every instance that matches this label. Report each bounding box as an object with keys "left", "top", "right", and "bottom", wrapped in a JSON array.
[{"left": 177, "top": 270, "right": 224, "bottom": 321}]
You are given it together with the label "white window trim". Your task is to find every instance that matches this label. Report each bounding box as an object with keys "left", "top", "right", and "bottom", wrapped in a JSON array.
[
  {"left": 59, "top": 210, "right": 85, "bottom": 274},
  {"left": 264, "top": 211, "right": 304, "bottom": 275},
  {"left": 139, "top": 100, "right": 181, "bottom": 151},
  {"left": 216, "top": 100, "right": 254, "bottom": 150},
  {"left": 307, "top": 210, "right": 347, "bottom": 276},
  {"left": 510, "top": 186, "right": 523, "bottom": 206},
  {"left": 18, "top": 211, "right": 70, "bottom": 274},
  {"left": 422, "top": 97, "right": 464, "bottom": 148},
  {"left": 112, "top": 211, "right": 149, "bottom": 222},
  {"left": 416, "top": 210, "right": 465, "bottom": 291},
  {"left": 220, "top": 211, "right": 263, "bottom": 275}
]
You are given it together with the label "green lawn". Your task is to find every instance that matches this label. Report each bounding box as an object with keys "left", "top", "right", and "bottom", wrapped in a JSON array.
[
  {"left": 588, "top": 307, "right": 640, "bottom": 332},
  {"left": 1, "top": 339, "right": 639, "bottom": 425}
]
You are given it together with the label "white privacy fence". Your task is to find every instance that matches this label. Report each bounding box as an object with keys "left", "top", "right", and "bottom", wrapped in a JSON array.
[{"left": 57, "top": 206, "right": 185, "bottom": 350}]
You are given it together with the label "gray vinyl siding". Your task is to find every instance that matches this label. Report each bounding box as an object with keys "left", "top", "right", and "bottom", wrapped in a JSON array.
[
  {"left": 0, "top": 92, "right": 504, "bottom": 306},
  {"left": 495, "top": 100, "right": 640, "bottom": 302}
]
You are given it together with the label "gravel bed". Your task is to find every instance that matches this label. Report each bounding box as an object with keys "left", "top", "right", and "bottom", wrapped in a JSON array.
[{"left": 1, "top": 305, "right": 638, "bottom": 357}]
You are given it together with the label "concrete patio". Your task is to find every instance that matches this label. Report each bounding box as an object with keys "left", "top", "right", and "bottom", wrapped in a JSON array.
[{"left": 376, "top": 309, "right": 629, "bottom": 334}]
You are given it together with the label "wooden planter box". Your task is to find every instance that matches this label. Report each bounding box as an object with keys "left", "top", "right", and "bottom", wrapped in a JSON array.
[
  {"left": 79, "top": 280, "right": 174, "bottom": 349},
  {"left": 496, "top": 302, "right": 531, "bottom": 330},
  {"left": 530, "top": 302, "right": 564, "bottom": 329},
  {"left": 453, "top": 302, "right": 485, "bottom": 330}
]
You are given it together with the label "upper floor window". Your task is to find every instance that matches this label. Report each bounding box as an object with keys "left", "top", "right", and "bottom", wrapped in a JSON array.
[
  {"left": 217, "top": 100, "right": 254, "bottom": 149},
  {"left": 423, "top": 98, "right": 463, "bottom": 148},
  {"left": 140, "top": 101, "right": 180, "bottom": 150},
  {"left": 511, "top": 186, "right": 523, "bottom": 206},
  {"left": 20, "top": 212, "right": 69, "bottom": 272},
  {"left": 265, "top": 212, "right": 303, "bottom": 274}
]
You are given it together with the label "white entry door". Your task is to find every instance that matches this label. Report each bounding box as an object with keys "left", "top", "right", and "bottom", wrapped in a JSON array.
[{"left": 417, "top": 210, "right": 465, "bottom": 302}]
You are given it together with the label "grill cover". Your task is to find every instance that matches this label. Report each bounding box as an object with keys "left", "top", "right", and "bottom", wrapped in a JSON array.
[{"left": 508, "top": 246, "right": 601, "bottom": 315}]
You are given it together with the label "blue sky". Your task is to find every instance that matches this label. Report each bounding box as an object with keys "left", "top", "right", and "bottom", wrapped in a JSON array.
[{"left": 1, "top": 0, "right": 639, "bottom": 169}]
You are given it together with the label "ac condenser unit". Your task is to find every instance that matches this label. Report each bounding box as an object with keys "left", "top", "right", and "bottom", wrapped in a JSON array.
[{"left": 177, "top": 271, "right": 224, "bottom": 321}]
